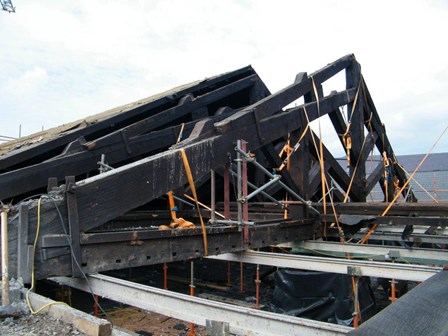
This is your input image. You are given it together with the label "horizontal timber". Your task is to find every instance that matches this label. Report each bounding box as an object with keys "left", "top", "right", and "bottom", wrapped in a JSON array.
[{"left": 34, "top": 221, "right": 314, "bottom": 279}]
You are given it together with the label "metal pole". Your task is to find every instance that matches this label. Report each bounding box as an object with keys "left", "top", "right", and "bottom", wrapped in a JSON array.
[
  {"left": 163, "top": 263, "right": 168, "bottom": 290},
  {"left": 229, "top": 168, "right": 281, "bottom": 205},
  {"left": 239, "top": 261, "right": 244, "bottom": 294},
  {"left": 245, "top": 176, "right": 281, "bottom": 201},
  {"left": 236, "top": 140, "right": 243, "bottom": 225},
  {"left": 211, "top": 170, "right": 216, "bottom": 224},
  {"left": 255, "top": 264, "right": 260, "bottom": 309},
  {"left": 224, "top": 163, "right": 230, "bottom": 220},
  {"left": 189, "top": 261, "right": 195, "bottom": 336},
  {"left": 1, "top": 209, "right": 10, "bottom": 306},
  {"left": 235, "top": 147, "right": 319, "bottom": 216}
]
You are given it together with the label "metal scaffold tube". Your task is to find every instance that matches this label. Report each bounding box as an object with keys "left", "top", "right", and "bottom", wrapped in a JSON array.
[{"left": 234, "top": 145, "right": 320, "bottom": 216}]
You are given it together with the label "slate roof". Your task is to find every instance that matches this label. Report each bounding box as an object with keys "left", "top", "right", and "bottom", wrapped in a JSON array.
[{"left": 337, "top": 152, "right": 448, "bottom": 202}]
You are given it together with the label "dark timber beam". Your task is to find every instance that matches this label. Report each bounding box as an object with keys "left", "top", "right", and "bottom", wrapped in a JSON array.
[
  {"left": 366, "top": 161, "right": 385, "bottom": 194},
  {"left": 0, "top": 66, "right": 258, "bottom": 173},
  {"left": 361, "top": 77, "right": 416, "bottom": 201},
  {"left": 345, "top": 59, "right": 366, "bottom": 201}
]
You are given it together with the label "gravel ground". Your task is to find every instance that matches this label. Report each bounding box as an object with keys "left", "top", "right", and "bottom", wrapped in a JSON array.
[
  {"left": 0, "top": 312, "right": 87, "bottom": 336},
  {"left": 0, "top": 278, "right": 88, "bottom": 336}
]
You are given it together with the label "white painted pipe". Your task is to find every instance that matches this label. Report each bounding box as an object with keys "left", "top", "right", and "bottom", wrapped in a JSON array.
[{"left": 1, "top": 209, "right": 9, "bottom": 306}]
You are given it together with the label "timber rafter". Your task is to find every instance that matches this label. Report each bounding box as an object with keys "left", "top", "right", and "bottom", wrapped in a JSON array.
[{"left": 2, "top": 54, "right": 433, "bottom": 280}]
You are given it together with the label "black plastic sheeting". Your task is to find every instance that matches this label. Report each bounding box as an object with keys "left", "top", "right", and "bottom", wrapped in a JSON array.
[{"left": 271, "top": 269, "right": 377, "bottom": 326}]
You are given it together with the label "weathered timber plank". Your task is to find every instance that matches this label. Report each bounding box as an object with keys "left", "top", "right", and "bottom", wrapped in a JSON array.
[
  {"left": 215, "top": 54, "right": 356, "bottom": 134},
  {"left": 258, "top": 89, "right": 357, "bottom": 143},
  {"left": 24, "top": 85, "right": 357, "bottom": 233},
  {"left": 35, "top": 222, "right": 314, "bottom": 279},
  {"left": 345, "top": 59, "right": 366, "bottom": 201},
  {"left": 0, "top": 109, "right": 236, "bottom": 201},
  {"left": 361, "top": 77, "right": 415, "bottom": 201},
  {"left": 0, "top": 66, "right": 256, "bottom": 172},
  {"left": 307, "top": 130, "right": 362, "bottom": 201},
  {"left": 365, "top": 161, "right": 385, "bottom": 194},
  {"left": 74, "top": 88, "right": 357, "bottom": 231},
  {"left": 85, "top": 74, "right": 258, "bottom": 151}
]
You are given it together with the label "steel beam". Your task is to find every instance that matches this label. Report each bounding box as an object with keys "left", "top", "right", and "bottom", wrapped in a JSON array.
[
  {"left": 282, "top": 240, "right": 448, "bottom": 265},
  {"left": 51, "top": 274, "right": 351, "bottom": 336},
  {"left": 352, "top": 232, "right": 448, "bottom": 245},
  {"left": 208, "top": 251, "right": 442, "bottom": 282}
]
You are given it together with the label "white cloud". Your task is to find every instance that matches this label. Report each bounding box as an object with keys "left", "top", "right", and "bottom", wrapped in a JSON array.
[{"left": 0, "top": 0, "right": 446, "bottom": 154}]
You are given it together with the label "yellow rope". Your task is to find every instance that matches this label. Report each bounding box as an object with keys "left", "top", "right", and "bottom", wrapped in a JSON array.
[
  {"left": 359, "top": 125, "right": 448, "bottom": 244},
  {"left": 342, "top": 135, "right": 368, "bottom": 203},
  {"left": 303, "top": 106, "right": 345, "bottom": 241},
  {"left": 311, "top": 77, "right": 327, "bottom": 215},
  {"left": 180, "top": 149, "right": 208, "bottom": 255},
  {"left": 26, "top": 197, "right": 70, "bottom": 314},
  {"left": 277, "top": 126, "right": 310, "bottom": 171},
  {"left": 176, "top": 123, "right": 186, "bottom": 143}
]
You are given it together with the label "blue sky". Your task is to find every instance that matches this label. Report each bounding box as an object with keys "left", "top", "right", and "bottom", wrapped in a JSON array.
[{"left": 0, "top": 0, "right": 447, "bottom": 156}]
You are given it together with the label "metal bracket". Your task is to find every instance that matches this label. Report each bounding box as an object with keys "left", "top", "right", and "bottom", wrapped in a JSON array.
[{"left": 347, "top": 266, "right": 362, "bottom": 277}]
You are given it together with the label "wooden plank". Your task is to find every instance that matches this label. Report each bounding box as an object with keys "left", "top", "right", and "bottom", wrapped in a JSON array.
[
  {"left": 365, "top": 161, "right": 385, "bottom": 194},
  {"left": 0, "top": 66, "right": 256, "bottom": 172},
  {"left": 37, "top": 222, "right": 314, "bottom": 278},
  {"left": 30, "top": 86, "right": 357, "bottom": 233},
  {"left": 85, "top": 74, "right": 258, "bottom": 150},
  {"left": 215, "top": 54, "right": 356, "bottom": 134},
  {"left": 257, "top": 88, "right": 357, "bottom": 142},
  {"left": 345, "top": 59, "right": 365, "bottom": 201},
  {"left": 362, "top": 78, "right": 416, "bottom": 201},
  {"left": 0, "top": 110, "right": 236, "bottom": 201},
  {"left": 306, "top": 130, "right": 362, "bottom": 201}
]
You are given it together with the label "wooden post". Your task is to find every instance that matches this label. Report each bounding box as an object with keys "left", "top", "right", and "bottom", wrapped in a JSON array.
[
  {"left": 345, "top": 59, "right": 366, "bottom": 202},
  {"left": 1, "top": 208, "right": 10, "bottom": 306}
]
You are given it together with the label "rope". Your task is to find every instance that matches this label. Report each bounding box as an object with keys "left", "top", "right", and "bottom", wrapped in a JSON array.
[
  {"left": 343, "top": 135, "right": 368, "bottom": 203},
  {"left": 303, "top": 106, "right": 345, "bottom": 241},
  {"left": 177, "top": 123, "right": 186, "bottom": 143},
  {"left": 180, "top": 149, "right": 208, "bottom": 255},
  {"left": 26, "top": 197, "right": 70, "bottom": 314},
  {"left": 359, "top": 125, "right": 448, "bottom": 244},
  {"left": 396, "top": 162, "right": 439, "bottom": 203},
  {"left": 277, "top": 126, "right": 310, "bottom": 171},
  {"left": 311, "top": 77, "right": 327, "bottom": 215}
]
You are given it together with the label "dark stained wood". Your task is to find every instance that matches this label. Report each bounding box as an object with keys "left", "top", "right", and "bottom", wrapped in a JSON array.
[
  {"left": 0, "top": 66, "right": 257, "bottom": 173},
  {"left": 366, "top": 161, "right": 385, "bottom": 194},
  {"left": 34, "top": 221, "right": 314, "bottom": 279},
  {"left": 345, "top": 59, "right": 366, "bottom": 201}
]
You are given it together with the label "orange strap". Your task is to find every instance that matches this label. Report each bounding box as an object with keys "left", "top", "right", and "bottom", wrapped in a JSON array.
[{"left": 180, "top": 148, "right": 208, "bottom": 255}]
